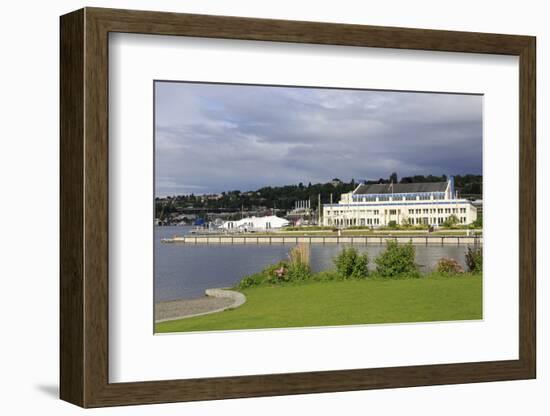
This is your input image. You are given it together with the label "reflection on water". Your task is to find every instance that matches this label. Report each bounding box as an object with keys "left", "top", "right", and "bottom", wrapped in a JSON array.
[{"left": 155, "top": 226, "right": 475, "bottom": 302}]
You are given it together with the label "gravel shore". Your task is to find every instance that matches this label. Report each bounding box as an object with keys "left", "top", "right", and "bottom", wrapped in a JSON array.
[{"left": 155, "top": 296, "right": 234, "bottom": 322}]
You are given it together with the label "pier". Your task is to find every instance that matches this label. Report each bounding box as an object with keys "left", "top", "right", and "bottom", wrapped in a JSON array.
[{"left": 161, "top": 235, "right": 482, "bottom": 246}]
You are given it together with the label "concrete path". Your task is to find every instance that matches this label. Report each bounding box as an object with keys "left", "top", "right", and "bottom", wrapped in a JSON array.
[{"left": 155, "top": 288, "right": 246, "bottom": 323}]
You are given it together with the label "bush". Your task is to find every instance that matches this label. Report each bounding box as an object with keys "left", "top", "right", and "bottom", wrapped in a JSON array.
[
  {"left": 388, "top": 220, "right": 398, "bottom": 228},
  {"left": 312, "top": 270, "right": 340, "bottom": 282},
  {"left": 334, "top": 247, "right": 369, "bottom": 279},
  {"left": 472, "top": 216, "right": 482, "bottom": 228},
  {"left": 443, "top": 214, "right": 460, "bottom": 228},
  {"left": 237, "top": 262, "right": 288, "bottom": 288},
  {"left": 286, "top": 244, "right": 312, "bottom": 280},
  {"left": 465, "top": 246, "right": 482, "bottom": 273},
  {"left": 436, "top": 257, "right": 464, "bottom": 274},
  {"left": 236, "top": 245, "right": 313, "bottom": 288},
  {"left": 375, "top": 240, "right": 419, "bottom": 278}
]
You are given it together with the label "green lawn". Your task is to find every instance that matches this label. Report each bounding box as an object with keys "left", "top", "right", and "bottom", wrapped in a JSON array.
[{"left": 155, "top": 275, "right": 482, "bottom": 333}]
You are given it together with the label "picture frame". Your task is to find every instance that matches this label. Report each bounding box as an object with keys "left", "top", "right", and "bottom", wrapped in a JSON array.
[{"left": 60, "top": 7, "right": 536, "bottom": 408}]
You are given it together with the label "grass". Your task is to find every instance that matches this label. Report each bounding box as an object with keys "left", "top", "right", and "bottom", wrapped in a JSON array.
[{"left": 155, "top": 274, "right": 482, "bottom": 333}]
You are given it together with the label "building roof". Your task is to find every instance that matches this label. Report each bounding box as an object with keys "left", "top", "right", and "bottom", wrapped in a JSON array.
[{"left": 353, "top": 181, "right": 448, "bottom": 195}]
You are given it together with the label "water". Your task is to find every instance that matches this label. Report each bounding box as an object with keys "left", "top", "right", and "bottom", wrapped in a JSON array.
[{"left": 155, "top": 226, "right": 474, "bottom": 302}]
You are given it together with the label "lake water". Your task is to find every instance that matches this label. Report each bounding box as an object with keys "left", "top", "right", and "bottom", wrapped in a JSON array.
[{"left": 155, "top": 226, "right": 474, "bottom": 302}]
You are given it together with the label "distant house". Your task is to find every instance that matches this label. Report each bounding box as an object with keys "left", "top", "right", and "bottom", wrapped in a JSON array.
[
  {"left": 220, "top": 215, "right": 290, "bottom": 231},
  {"left": 330, "top": 178, "right": 343, "bottom": 187}
]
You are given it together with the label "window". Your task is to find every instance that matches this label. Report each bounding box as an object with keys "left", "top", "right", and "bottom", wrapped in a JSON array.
[
  {"left": 452, "top": 208, "right": 457, "bottom": 213},
  {"left": 423, "top": 209, "right": 429, "bottom": 214},
  {"left": 408, "top": 209, "right": 414, "bottom": 215},
  {"left": 438, "top": 208, "right": 443, "bottom": 214},
  {"left": 389, "top": 209, "right": 397, "bottom": 215},
  {"left": 374, "top": 210, "right": 379, "bottom": 215},
  {"left": 416, "top": 209, "right": 421, "bottom": 214}
]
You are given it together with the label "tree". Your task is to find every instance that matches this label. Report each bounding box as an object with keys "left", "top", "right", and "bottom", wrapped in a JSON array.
[
  {"left": 472, "top": 216, "right": 482, "bottom": 228},
  {"left": 389, "top": 172, "right": 398, "bottom": 183},
  {"left": 443, "top": 214, "right": 460, "bottom": 228}
]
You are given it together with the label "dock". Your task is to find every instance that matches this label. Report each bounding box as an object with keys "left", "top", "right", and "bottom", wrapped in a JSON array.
[{"left": 161, "top": 235, "right": 482, "bottom": 245}]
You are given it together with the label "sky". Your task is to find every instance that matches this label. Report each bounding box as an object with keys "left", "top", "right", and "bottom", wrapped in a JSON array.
[{"left": 155, "top": 81, "right": 482, "bottom": 197}]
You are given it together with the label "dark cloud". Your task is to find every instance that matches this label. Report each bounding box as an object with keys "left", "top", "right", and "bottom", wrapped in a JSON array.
[{"left": 155, "top": 82, "right": 482, "bottom": 196}]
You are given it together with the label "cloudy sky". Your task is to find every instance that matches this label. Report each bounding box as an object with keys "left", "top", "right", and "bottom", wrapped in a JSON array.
[{"left": 155, "top": 81, "right": 482, "bottom": 197}]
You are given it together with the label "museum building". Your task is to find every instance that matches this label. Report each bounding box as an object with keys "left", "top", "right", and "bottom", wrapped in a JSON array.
[{"left": 323, "top": 177, "right": 478, "bottom": 228}]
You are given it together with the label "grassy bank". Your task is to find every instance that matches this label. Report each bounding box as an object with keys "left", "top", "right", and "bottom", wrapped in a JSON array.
[{"left": 155, "top": 274, "right": 482, "bottom": 333}]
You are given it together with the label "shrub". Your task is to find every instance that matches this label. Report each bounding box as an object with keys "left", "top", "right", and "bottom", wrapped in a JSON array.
[
  {"left": 334, "top": 247, "right": 369, "bottom": 279},
  {"left": 265, "top": 262, "right": 291, "bottom": 284},
  {"left": 443, "top": 214, "right": 460, "bottom": 228},
  {"left": 286, "top": 262, "right": 312, "bottom": 281},
  {"left": 472, "top": 216, "right": 483, "bottom": 228},
  {"left": 312, "top": 270, "right": 339, "bottom": 282},
  {"left": 237, "top": 272, "right": 266, "bottom": 289},
  {"left": 284, "top": 244, "right": 312, "bottom": 282},
  {"left": 465, "top": 246, "right": 483, "bottom": 273},
  {"left": 388, "top": 220, "right": 398, "bottom": 228},
  {"left": 375, "top": 240, "right": 419, "bottom": 278},
  {"left": 237, "top": 262, "right": 289, "bottom": 288},
  {"left": 436, "top": 257, "right": 464, "bottom": 274}
]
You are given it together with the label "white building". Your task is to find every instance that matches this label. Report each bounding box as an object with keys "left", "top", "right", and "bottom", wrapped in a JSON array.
[
  {"left": 323, "top": 178, "right": 478, "bottom": 228},
  {"left": 220, "top": 215, "right": 290, "bottom": 232}
]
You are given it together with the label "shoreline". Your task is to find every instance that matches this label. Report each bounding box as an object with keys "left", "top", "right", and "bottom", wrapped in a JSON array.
[{"left": 155, "top": 288, "right": 246, "bottom": 323}]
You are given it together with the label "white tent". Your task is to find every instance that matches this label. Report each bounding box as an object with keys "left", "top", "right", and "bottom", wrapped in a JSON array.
[{"left": 220, "top": 215, "right": 289, "bottom": 231}]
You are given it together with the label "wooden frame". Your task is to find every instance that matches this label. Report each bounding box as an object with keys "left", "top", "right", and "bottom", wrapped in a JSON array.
[{"left": 60, "top": 7, "right": 536, "bottom": 408}]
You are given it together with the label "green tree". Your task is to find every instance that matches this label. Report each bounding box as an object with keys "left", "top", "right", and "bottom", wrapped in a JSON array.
[
  {"left": 334, "top": 247, "right": 369, "bottom": 279},
  {"left": 375, "top": 241, "right": 419, "bottom": 278},
  {"left": 443, "top": 214, "right": 460, "bottom": 228}
]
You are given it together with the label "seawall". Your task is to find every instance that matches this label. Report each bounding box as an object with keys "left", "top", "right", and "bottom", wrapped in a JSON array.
[{"left": 161, "top": 235, "right": 482, "bottom": 245}]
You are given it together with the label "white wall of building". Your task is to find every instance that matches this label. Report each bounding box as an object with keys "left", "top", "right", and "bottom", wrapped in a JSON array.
[
  {"left": 324, "top": 199, "right": 478, "bottom": 227},
  {"left": 324, "top": 181, "right": 478, "bottom": 228}
]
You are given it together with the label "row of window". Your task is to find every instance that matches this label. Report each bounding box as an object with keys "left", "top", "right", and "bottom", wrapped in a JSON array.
[
  {"left": 329, "top": 218, "right": 380, "bottom": 226},
  {"left": 327, "top": 206, "right": 467, "bottom": 217},
  {"left": 408, "top": 216, "right": 467, "bottom": 225},
  {"left": 408, "top": 207, "right": 467, "bottom": 215},
  {"left": 328, "top": 209, "right": 380, "bottom": 216},
  {"left": 353, "top": 194, "right": 445, "bottom": 202},
  {"left": 327, "top": 215, "right": 468, "bottom": 227}
]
